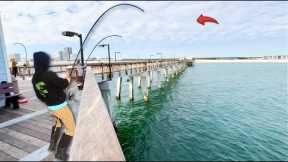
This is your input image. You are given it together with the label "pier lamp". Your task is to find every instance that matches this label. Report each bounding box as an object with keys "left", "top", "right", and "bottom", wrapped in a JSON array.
[
  {"left": 98, "top": 44, "right": 112, "bottom": 80},
  {"left": 62, "top": 31, "right": 84, "bottom": 66}
]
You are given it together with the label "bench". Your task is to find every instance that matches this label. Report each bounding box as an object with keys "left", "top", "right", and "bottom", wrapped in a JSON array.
[{"left": 0, "top": 82, "right": 21, "bottom": 109}]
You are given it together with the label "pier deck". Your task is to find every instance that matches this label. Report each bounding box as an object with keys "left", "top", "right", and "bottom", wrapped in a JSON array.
[
  {"left": 0, "top": 60, "right": 189, "bottom": 161},
  {"left": 0, "top": 78, "right": 54, "bottom": 161}
]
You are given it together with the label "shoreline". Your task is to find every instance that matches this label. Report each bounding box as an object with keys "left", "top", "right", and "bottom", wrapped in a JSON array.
[{"left": 194, "top": 59, "right": 288, "bottom": 63}]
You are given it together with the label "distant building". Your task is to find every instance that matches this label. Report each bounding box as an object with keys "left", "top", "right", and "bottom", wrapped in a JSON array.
[
  {"left": 63, "top": 47, "right": 72, "bottom": 61},
  {"left": 59, "top": 47, "right": 73, "bottom": 61}
]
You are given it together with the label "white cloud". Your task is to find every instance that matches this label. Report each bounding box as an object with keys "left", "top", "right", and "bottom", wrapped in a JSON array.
[{"left": 0, "top": 1, "right": 287, "bottom": 57}]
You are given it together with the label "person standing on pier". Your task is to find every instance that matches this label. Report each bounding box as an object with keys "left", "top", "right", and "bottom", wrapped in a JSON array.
[
  {"left": 11, "top": 58, "right": 18, "bottom": 78},
  {"left": 76, "top": 59, "right": 84, "bottom": 90},
  {"left": 31, "top": 51, "right": 75, "bottom": 160}
]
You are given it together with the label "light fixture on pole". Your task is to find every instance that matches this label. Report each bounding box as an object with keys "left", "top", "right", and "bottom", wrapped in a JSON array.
[
  {"left": 98, "top": 44, "right": 112, "bottom": 80},
  {"left": 62, "top": 31, "right": 84, "bottom": 66},
  {"left": 85, "top": 34, "right": 122, "bottom": 63}
]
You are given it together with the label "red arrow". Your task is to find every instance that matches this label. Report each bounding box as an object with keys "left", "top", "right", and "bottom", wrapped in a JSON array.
[{"left": 197, "top": 14, "right": 219, "bottom": 26}]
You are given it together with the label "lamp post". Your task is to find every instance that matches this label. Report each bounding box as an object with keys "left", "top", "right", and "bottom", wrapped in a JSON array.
[
  {"left": 72, "top": 3, "right": 144, "bottom": 70},
  {"left": 62, "top": 31, "right": 85, "bottom": 90},
  {"left": 62, "top": 31, "right": 84, "bottom": 66},
  {"left": 114, "top": 52, "right": 120, "bottom": 62},
  {"left": 98, "top": 44, "right": 112, "bottom": 80},
  {"left": 85, "top": 34, "right": 122, "bottom": 63},
  {"left": 14, "top": 42, "right": 28, "bottom": 65}
]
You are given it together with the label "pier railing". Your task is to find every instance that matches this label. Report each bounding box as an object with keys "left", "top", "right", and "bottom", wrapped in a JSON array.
[
  {"left": 69, "top": 67, "right": 125, "bottom": 161},
  {"left": 16, "top": 59, "right": 194, "bottom": 78},
  {"left": 69, "top": 59, "right": 190, "bottom": 160}
]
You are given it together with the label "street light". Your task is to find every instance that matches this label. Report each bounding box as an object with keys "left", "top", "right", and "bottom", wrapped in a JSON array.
[
  {"left": 98, "top": 44, "right": 112, "bottom": 80},
  {"left": 85, "top": 34, "right": 122, "bottom": 63},
  {"left": 14, "top": 42, "right": 28, "bottom": 65},
  {"left": 62, "top": 31, "right": 84, "bottom": 66},
  {"left": 114, "top": 52, "right": 120, "bottom": 62}
]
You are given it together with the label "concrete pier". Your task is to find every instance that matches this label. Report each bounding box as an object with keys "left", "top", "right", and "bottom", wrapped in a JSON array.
[
  {"left": 69, "top": 67, "right": 125, "bottom": 161},
  {"left": 147, "top": 72, "right": 151, "bottom": 89},
  {"left": 116, "top": 76, "right": 122, "bottom": 100},
  {"left": 128, "top": 76, "right": 134, "bottom": 101},
  {"left": 0, "top": 59, "right": 190, "bottom": 161},
  {"left": 137, "top": 75, "right": 141, "bottom": 88}
]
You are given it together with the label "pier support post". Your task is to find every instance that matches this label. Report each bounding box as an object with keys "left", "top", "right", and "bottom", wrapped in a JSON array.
[
  {"left": 147, "top": 71, "right": 151, "bottom": 89},
  {"left": 116, "top": 76, "right": 122, "bottom": 100},
  {"left": 157, "top": 70, "right": 162, "bottom": 88},
  {"left": 143, "top": 85, "right": 149, "bottom": 102},
  {"left": 125, "top": 64, "right": 128, "bottom": 75},
  {"left": 137, "top": 75, "right": 141, "bottom": 88},
  {"left": 150, "top": 70, "right": 153, "bottom": 83},
  {"left": 165, "top": 68, "right": 169, "bottom": 82},
  {"left": 101, "top": 63, "right": 104, "bottom": 80},
  {"left": 128, "top": 76, "right": 134, "bottom": 101}
]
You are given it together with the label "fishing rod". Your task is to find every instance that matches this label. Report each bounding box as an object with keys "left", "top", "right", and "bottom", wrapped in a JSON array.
[{"left": 68, "top": 3, "right": 144, "bottom": 78}]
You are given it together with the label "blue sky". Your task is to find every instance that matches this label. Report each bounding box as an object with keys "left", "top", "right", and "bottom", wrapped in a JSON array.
[{"left": 0, "top": 1, "right": 287, "bottom": 60}]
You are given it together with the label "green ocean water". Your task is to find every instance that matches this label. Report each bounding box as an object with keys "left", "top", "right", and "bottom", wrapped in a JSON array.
[{"left": 99, "top": 63, "right": 288, "bottom": 161}]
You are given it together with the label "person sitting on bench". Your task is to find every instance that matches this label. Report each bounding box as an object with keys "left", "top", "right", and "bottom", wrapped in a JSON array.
[{"left": 1, "top": 81, "right": 20, "bottom": 110}]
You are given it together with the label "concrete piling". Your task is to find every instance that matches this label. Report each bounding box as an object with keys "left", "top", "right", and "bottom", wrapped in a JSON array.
[
  {"left": 165, "top": 68, "right": 169, "bottom": 82},
  {"left": 150, "top": 70, "right": 153, "bottom": 83},
  {"left": 128, "top": 76, "right": 134, "bottom": 101},
  {"left": 137, "top": 75, "right": 141, "bottom": 88},
  {"left": 147, "top": 71, "right": 151, "bottom": 89},
  {"left": 157, "top": 70, "right": 162, "bottom": 88},
  {"left": 116, "top": 76, "right": 122, "bottom": 100},
  {"left": 143, "top": 85, "right": 149, "bottom": 102}
]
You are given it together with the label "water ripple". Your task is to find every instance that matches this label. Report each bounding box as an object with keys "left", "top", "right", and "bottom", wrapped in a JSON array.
[{"left": 107, "top": 63, "right": 288, "bottom": 161}]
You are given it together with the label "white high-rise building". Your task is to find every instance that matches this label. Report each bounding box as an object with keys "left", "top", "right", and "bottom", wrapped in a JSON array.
[
  {"left": 0, "top": 15, "right": 11, "bottom": 82},
  {"left": 63, "top": 47, "right": 72, "bottom": 61}
]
